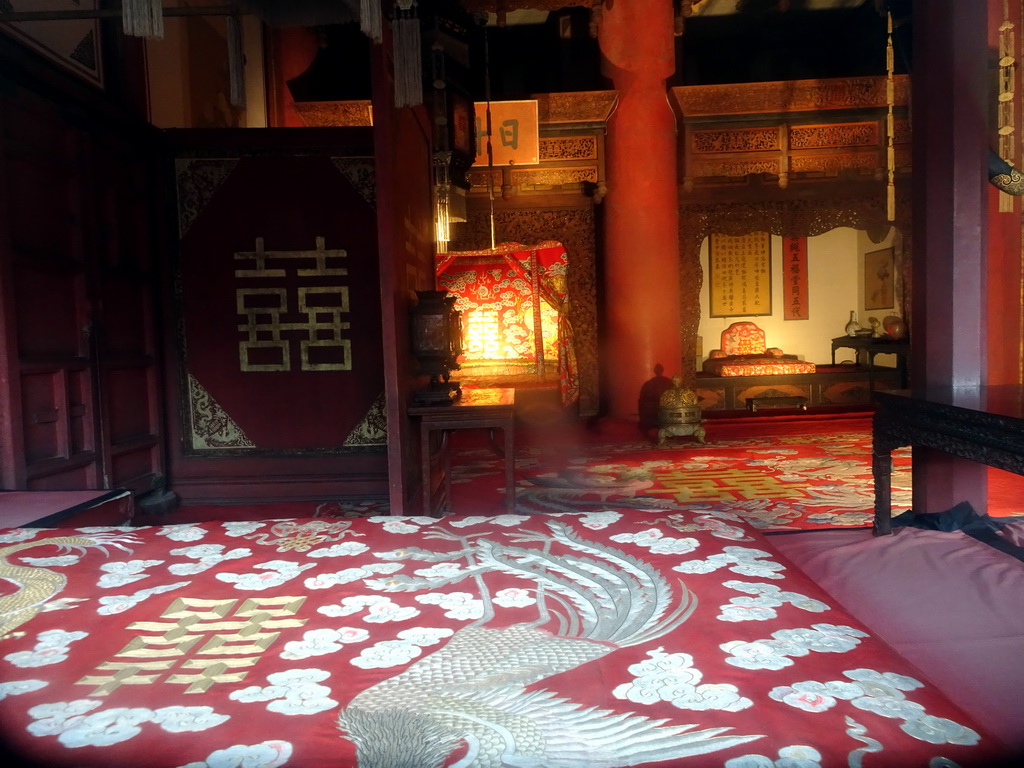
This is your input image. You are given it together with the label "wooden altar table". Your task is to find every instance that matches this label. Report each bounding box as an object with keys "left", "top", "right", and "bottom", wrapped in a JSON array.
[{"left": 872, "top": 386, "right": 1024, "bottom": 534}]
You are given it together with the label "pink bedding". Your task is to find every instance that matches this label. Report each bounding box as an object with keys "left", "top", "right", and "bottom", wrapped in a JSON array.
[
  {"left": 770, "top": 526, "right": 1024, "bottom": 752},
  {"left": 0, "top": 510, "right": 1009, "bottom": 767}
]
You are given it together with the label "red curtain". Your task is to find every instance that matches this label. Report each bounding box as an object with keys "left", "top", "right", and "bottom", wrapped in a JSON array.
[{"left": 437, "top": 242, "right": 578, "bottom": 407}]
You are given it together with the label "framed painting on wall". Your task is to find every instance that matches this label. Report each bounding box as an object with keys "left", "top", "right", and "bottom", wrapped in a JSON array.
[
  {"left": 864, "top": 247, "right": 895, "bottom": 310},
  {"left": 709, "top": 232, "right": 772, "bottom": 317}
]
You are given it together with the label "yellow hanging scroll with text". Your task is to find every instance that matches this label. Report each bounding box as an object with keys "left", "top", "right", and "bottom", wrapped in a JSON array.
[{"left": 709, "top": 232, "right": 772, "bottom": 317}]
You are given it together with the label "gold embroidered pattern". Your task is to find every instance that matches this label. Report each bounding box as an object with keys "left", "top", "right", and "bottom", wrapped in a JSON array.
[
  {"left": 76, "top": 596, "right": 307, "bottom": 695},
  {"left": 235, "top": 236, "right": 352, "bottom": 372},
  {"left": 188, "top": 373, "right": 255, "bottom": 449},
  {"left": 344, "top": 392, "right": 388, "bottom": 447},
  {"left": 245, "top": 519, "right": 360, "bottom": 552},
  {"left": 658, "top": 468, "right": 803, "bottom": 503}
]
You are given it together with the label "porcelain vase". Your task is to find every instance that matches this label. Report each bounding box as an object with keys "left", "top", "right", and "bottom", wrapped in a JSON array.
[{"left": 844, "top": 311, "right": 860, "bottom": 337}]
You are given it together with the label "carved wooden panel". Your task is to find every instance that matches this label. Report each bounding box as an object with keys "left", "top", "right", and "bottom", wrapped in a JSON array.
[
  {"left": 540, "top": 136, "right": 598, "bottom": 161},
  {"left": 512, "top": 167, "right": 599, "bottom": 187},
  {"left": 789, "top": 153, "right": 880, "bottom": 174},
  {"left": 789, "top": 123, "right": 878, "bottom": 149},
  {"left": 691, "top": 159, "right": 781, "bottom": 177},
  {"left": 672, "top": 76, "right": 910, "bottom": 117},
  {"left": 691, "top": 127, "right": 780, "bottom": 153}
]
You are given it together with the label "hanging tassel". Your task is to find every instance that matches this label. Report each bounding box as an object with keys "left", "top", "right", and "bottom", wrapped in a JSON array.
[
  {"left": 392, "top": 0, "right": 423, "bottom": 108},
  {"left": 434, "top": 153, "right": 451, "bottom": 253},
  {"left": 361, "top": 0, "right": 383, "bottom": 44},
  {"left": 226, "top": 15, "right": 246, "bottom": 109},
  {"left": 122, "top": 0, "right": 164, "bottom": 40},
  {"left": 885, "top": 11, "right": 895, "bottom": 222}
]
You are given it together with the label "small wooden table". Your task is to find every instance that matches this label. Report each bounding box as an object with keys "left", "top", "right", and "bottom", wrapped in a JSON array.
[
  {"left": 831, "top": 335, "right": 910, "bottom": 389},
  {"left": 872, "top": 386, "right": 1024, "bottom": 535},
  {"left": 409, "top": 387, "right": 516, "bottom": 517}
]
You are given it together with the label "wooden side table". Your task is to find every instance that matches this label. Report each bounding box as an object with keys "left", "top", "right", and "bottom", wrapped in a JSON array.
[
  {"left": 408, "top": 387, "right": 516, "bottom": 517},
  {"left": 831, "top": 335, "right": 910, "bottom": 389}
]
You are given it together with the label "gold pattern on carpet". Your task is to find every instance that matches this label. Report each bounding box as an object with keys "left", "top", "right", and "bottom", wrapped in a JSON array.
[
  {"left": 657, "top": 468, "right": 805, "bottom": 503},
  {"left": 77, "top": 596, "right": 307, "bottom": 695}
]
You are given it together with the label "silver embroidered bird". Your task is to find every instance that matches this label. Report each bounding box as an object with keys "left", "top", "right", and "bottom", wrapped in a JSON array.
[{"left": 337, "top": 521, "right": 761, "bottom": 767}]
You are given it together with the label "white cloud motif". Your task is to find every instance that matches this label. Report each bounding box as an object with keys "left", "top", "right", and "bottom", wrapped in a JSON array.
[
  {"left": 97, "top": 581, "right": 190, "bottom": 615},
  {"left": 413, "top": 562, "right": 464, "bottom": 579},
  {"left": 718, "top": 581, "right": 830, "bottom": 622},
  {"left": 771, "top": 669, "right": 979, "bottom": 747},
  {"left": 721, "top": 624, "right": 868, "bottom": 670},
  {"left": 674, "top": 546, "right": 786, "bottom": 580},
  {"left": 307, "top": 541, "right": 371, "bottom": 557},
  {"left": 280, "top": 627, "right": 370, "bottom": 660},
  {"left": 27, "top": 700, "right": 228, "bottom": 747},
  {"left": 229, "top": 668, "right": 337, "bottom": 716},
  {"left": 577, "top": 510, "right": 623, "bottom": 529},
  {"left": 177, "top": 740, "right": 292, "bottom": 768},
  {"left": 317, "top": 595, "right": 419, "bottom": 623},
  {"left": 40, "top": 597, "right": 88, "bottom": 613},
  {"left": 415, "top": 591, "right": 484, "bottom": 620},
  {"left": 609, "top": 528, "right": 700, "bottom": 555},
  {"left": 304, "top": 562, "right": 404, "bottom": 590},
  {"left": 5, "top": 629, "right": 88, "bottom": 668},
  {"left": 97, "top": 559, "right": 165, "bottom": 588},
  {"left": 157, "top": 525, "right": 208, "bottom": 542},
  {"left": 726, "top": 745, "right": 822, "bottom": 768},
  {"left": 216, "top": 560, "right": 316, "bottom": 590},
  {"left": 493, "top": 588, "right": 536, "bottom": 608},
  {"left": 612, "top": 647, "right": 752, "bottom": 712},
  {"left": 366, "top": 516, "right": 436, "bottom": 531},
  {"left": 448, "top": 514, "right": 527, "bottom": 528},
  {"left": 0, "top": 679, "right": 47, "bottom": 699},
  {"left": 18, "top": 554, "right": 82, "bottom": 567},
  {"left": 0, "top": 529, "right": 39, "bottom": 543},
  {"left": 350, "top": 627, "right": 453, "bottom": 669},
  {"left": 169, "top": 544, "right": 251, "bottom": 575},
  {"left": 149, "top": 706, "right": 229, "bottom": 732},
  {"left": 372, "top": 519, "right": 421, "bottom": 534},
  {"left": 222, "top": 521, "right": 267, "bottom": 537}
]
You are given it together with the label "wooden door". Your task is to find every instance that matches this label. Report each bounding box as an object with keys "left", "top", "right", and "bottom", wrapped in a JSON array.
[{"left": 0, "top": 77, "right": 166, "bottom": 494}]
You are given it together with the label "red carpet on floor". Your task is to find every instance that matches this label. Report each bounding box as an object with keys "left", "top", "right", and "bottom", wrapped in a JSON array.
[{"left": 138, "top": 411, "right": 1021, "bottom": 528}]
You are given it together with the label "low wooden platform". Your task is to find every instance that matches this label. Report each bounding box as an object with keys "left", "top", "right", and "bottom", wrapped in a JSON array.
[
  {"left": 695, "top": 364, "right": 902, "bottom": 411},
  {"left": 0, "top": 489, "right": 133, "bottom": 528}
]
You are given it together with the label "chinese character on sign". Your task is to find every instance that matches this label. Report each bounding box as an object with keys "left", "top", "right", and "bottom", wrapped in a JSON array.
[
  {"left": 473, "top": 100, "right": 539, "bottom": 166},
  {"left": 234, "top": 237, "right": 352, "bottom": 372},
  {"left": 782, "top": 236, "right": 808, "bottom": 320},
  {"left": 710, "top": 232, "right": 772, "bottom": 317}
]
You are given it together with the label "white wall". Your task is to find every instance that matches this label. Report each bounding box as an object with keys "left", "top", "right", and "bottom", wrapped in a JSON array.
[
  {"left": 697, "top": 227, "right": 902, "bottom": 369},
  {"left": 144, "top": 1, "right": 267, "bottom": 129}
]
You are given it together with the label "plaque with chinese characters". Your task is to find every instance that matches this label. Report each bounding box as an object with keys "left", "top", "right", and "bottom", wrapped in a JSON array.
[
  {"left": 473, "top": 100, "right": 539, "bottom": 166},
  {"left": 708, "top": 232, "right": 772, "bottom": 318},
  {"left": 782, "top": 236, "right": 809, "bottom": 320}
]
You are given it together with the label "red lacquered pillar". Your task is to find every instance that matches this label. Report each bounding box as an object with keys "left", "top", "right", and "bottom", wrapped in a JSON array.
[{"left": 598, "top": 0, "right": 682, "bottom": 420}]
